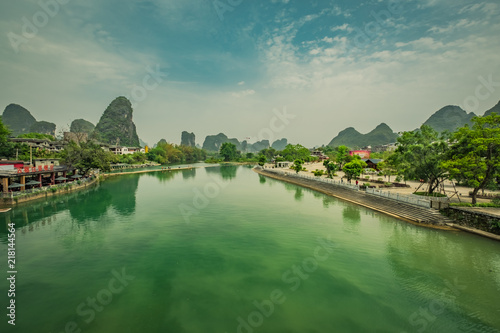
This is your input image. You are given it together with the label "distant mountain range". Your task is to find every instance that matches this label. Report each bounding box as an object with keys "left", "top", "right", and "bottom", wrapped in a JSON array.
[
  {"left": 2, "top": 97, "right": 499, "bottom": 150},
  {"left": 2, "top": 104, "right": 56, "bottom": 136},
  {"left": 327, "top": 123, "right": 397, "bottom": 149}
]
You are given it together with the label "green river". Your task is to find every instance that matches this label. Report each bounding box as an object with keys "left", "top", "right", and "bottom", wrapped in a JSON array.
[{"left": 1, "top": 165, "right": 499, "bottom": 333}]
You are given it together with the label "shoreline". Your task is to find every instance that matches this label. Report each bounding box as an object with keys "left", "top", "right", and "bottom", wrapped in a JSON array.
[{"left": 254, "top": 167, "right": 455, "bottom": 231}]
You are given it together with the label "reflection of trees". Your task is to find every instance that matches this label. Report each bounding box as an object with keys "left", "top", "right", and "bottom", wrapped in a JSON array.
[
  {"left": 151, "top": 170, "right": 177, "bottom": 183},
  {"left": 205, "top": 165, "right": 238, "bottom": 181},
  {"left": 182, "top": 168, "right": 196, "bottom": 179},
  {"left": 343, "top": 205, "right": 361, "bottom": 223},
  {"left": 294, "top": 187, "right": 304, "bottom": 201},
  {"left": 259, "top": 175, "right": 266, "bottom": 184},
  {"left": 107, "top": 175, "right": 140, "bottom": 216}
]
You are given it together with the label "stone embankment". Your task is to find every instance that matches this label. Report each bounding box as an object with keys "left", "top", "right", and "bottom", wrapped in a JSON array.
[{"left": 255, "top": 168, "right": 454, "bottom": 229}]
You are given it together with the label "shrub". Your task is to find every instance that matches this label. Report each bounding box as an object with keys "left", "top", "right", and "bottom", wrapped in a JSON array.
[
  {"left": 378, "top": 178, "right": 383, "bottom": 182},
  {"left": 365, "top": 176, "right": 370, "bottom": 180},
  {"left": 363, "top": 183, "right": 370, "bottom": 187}
]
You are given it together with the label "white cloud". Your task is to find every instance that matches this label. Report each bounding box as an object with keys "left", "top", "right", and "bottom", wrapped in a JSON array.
[
  {"left": 232, "top": 89, "right": 256, "bottom": 98},
  {"left": 237, "top": 81, "right": 245, "bottom": 86}
]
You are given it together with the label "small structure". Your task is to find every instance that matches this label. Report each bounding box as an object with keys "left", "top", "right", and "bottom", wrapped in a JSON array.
[
  {"left": 311, "top": 150, "right": 329, "bottom": 161},
  {"left": 108, "top": 145, "right": 145, "bottom": 155},
  {"left": 276, "top": 161, "right": 292, "bottom": 168},
  {"left": 361, "top": 159, "right": 383, "bottom": 171},
  {"left": 8, "top": 138, "right": 64, "bottom": 153},
  {"left": 350, "top": 150, "right": 371, "bottom": 159}
]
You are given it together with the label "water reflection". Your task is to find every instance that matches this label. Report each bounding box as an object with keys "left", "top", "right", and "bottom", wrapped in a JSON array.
[
  {"left": 294, "top": 187, "right": 304, "bottom": 201},
  {"left": 205, "top": 165, "right": 238, "bottom": 181},
  {"left": 0, "top": 174, "right": 140, "bottom": 243},
  {"left": 182, "top": 168, "right": 196, "bottom": 179},
  {"left": 259, "top": 175, "right": 266, "bottom": 184}
]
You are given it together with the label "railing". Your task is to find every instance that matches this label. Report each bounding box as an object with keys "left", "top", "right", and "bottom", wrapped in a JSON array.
[
  {"left": 263, "top": 168, "right": 360, "bottom": 191},
  {"left": 365, "top": 188, "right": 433, "bottom": 208},
  {"left": 0, "top": 176, "right": 95, "bottom": 198}
]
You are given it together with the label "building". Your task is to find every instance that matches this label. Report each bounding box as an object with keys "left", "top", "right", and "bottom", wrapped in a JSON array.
[
  {"left": 349, "top": 150, "right": 371, "bottom": 159},
  {"left": 311, "top": 150, "right": 329, "bottom": 161},
  {"left": 361, "top": 159, "right": 384, "bottom": 170},
  {"left": 0, "top": 160, "right": 73, "bottom": 193},
  {"left": 108, "top": 145, "right": 146, "bottom": 155},
  {"left": 8, "top": 138, "right": 65, "bottom": 153}
]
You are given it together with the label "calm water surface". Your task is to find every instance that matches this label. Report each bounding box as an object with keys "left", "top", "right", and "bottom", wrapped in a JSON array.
[{"left": 1, "top": 165, "right": 499, "bottom": 333}]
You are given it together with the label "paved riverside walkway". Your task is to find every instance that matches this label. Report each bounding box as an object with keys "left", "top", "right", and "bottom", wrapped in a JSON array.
[{"left": 255, "top": 168, "right": 455, "bottom": 228}]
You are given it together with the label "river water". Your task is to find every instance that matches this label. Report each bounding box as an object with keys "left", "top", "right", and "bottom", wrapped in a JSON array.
[{"left": 1, "top": 165, "right": 499, "bottom": 333}]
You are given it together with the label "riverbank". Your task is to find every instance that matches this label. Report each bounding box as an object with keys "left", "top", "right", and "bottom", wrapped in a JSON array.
[
  {"left": 255, "top": 167, "right": 457, "bottom": 230},
  {"left": 105, "top": 165, "right": 197, "bottom": 177},
  {"left": 0, "top": 177, "right": 99, "bottom": 207}
]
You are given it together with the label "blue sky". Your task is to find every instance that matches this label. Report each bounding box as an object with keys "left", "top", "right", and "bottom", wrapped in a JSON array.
[{"left": 1, "top": 0, "right": 499, "bottom": 147}]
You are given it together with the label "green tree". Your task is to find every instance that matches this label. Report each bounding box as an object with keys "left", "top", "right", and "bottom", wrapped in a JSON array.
[
  {"left": 336, "top": 145, "right": 351, "bottom": 170},
  {"left": 343, "top": 159, "right": 367, "bottom": 182},
  {"left": 0, "top": 116, "right": 14, "bottom": 158},
  {"left": 290, "top": 159, "right": 304, "bottom": 173},
  {"left": 443, "top": 114, "right": 500, "bottom": 204},
  {"left": 258, "top": 155, "right": 266, "bottom": 166},
  {"left": 281, "top": 144, "right": 312, "bottom": 162},
  {"left": 61, "top": 141, "right": 111, "bottom": 175},
  {"left": 323, "top": 160, "right": 337, "bottom": 178},
  {"left": 392, "top": 125, "right": 449, "bottom": 194},
  {"left": 219, "top": 142, "right": 240, "bottom": 162}
]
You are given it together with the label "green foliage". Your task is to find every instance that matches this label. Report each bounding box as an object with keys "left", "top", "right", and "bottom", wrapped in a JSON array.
[
  {"left": 0, "top": 116, "right": 14, "bottom": 157},
  {"left": 29, "top": 121, "right": 56, "bottom": 136},
  {"left": 413, "top": 192, "right": 447, "bottom": 197},
  {"left": 18, "top": 132, "right": 55, "bottom": 140},
  {"left": 146, "top": 140, "right": 206, "bottom": 164},
  {"left": 260, "top": 147, "right": 277, "bottom": 161},
  {"left": 60, "top": 141, "right": 112, "bottom": 175},
  {"left": 390, "top": 125, "right": 449, "bottom": 194},
  {"left": 282, "top": 144, "right": 313, "bottom": 162},
  {"left": 70, "top": 119, "right": 95, "bottom": 134},
  {"left": 323, "top": 160, "right": 337, "bottom": 178},
  {"left": 219, "top": 142, "right": 240, "bottom": 162},
  {"left": 258, "top": 155, "right": 266, "bottom": 166},
  {"left": 450, "top": 202, "right": 500, "bottom": 208},
  {"left": 312, "top": 169, "right": 325, "bottom": 176},
  {"left": 93, "top": 97, "right": 140, "bottom": 146},
  {"left": 343, "top": 159, "right": 367, "bottom": 181},
  {"left": 335, "top": 145, "right": 351, "bottom": 170},
  {"left": 443, "top": 113, "right": 500, "bottom": 204},
  {"left": 290, "top": 159, "right": 304, "bottom": 173}
]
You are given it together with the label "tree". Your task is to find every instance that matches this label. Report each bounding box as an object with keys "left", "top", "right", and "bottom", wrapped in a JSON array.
[
  {"left": 0, "top": 116, "right": 14, "bottom": 158},
  {"left": 323, "top": 160, "right": 337, "bottom": 178},
  {"left": 336, "top": 145, "right": 351, "bottom": 170},
  {"left": 391, "top": 125, "right": 449, "bottom": 194},
  {"left": 61, "top": 141, "right": 112, "bottom": 175},
  {"left": 290, "top": 159, "right": 304, "bottom": 173},
  {"left": 343, "top": 159, "right": 367, "bottom": 182},
  {"left": 443, "top": 113, "right": 500, "bottom": 204},
  {"left": 258, "top": 155, "right": 266, "bottom": 166},
  {"left": 281, "top": 144, "right": 312, "bottom": 162},
  {"left": 219, "top": 142, "right": 240, "bottom": 161}
]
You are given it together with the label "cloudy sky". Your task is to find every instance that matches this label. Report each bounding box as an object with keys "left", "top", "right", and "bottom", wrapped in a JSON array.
[{"left": 1, "top": 0, "right": 499, "bottom": 147}]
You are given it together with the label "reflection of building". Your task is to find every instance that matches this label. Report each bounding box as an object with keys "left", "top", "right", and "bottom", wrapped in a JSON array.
[
  {"left": 0, "top": 160, "right": 73, "bottom": 193},
  {"left": 349, "top": 150, "right": 371, "bottom": 159},
  {"left": 108, "top": 145, "right": 145, "bottom": 155}
]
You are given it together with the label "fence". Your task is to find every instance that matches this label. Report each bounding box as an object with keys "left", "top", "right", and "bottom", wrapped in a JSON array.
[
  {"left": 263, "top": 168, "right": 360, "bottom": 191},
  {"left": 365, "top": 188, "right": 433, "bottom": 208}
]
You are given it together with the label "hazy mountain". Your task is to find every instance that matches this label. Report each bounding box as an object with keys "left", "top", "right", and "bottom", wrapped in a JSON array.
[
  {"left": 202, "top": 133, "right": 242, "bottom": 151},
  {"left": 250, "top": 140, "right": 270, "bottom": 152},
  {"left": 422, "top": 105, "right": 476, "bottom": 133},
  {"left": 328, "top": 123, "right": 397, "bottom": 149},
  {"left": 181, "top": 131, "right": 196, "bottom": 147},
  {"left": 93, "top": 97, "right": 140, "bottom": 147},
  {"left": 484, "top": 100, "right": 500, "bottom": 117},
  {"left": 30, "top": 121, "right": 56, "bottom": 136},
  {"left": 2, "top": 104, "right": 37, "bottom": 136},
  {"left": 272, "top": 138, "right": 288, "bottom": 150},
  {"left": 70, "top": 119, "right": 95, "bottom": 134}
]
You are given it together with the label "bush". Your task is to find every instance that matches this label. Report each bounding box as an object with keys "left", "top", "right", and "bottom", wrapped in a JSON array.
[
  {"left": 50, "top": 187, "right": 57, "bottom": 193},
  {"left": 363, "top": 183, "right": 370, "bottom": 187},
  {"left": 378, "top": 178, "right": 383, "bottom": 182},
  {"left": 492, "top": 197, "right": 500, "bottom": 205},
  {"left": 364, "top": 176, "right": 370, "bottom": 180},
  {"left": 312, "top": 169, "right": 325, "bottom": 176},
  {"left": 395, "top": 176, "right": 402, "bottom": 182},
  {"left": 450, "top": 202, "right": 500, "bottom": 208},
  {"left": 384, "top": 182, "right": 392, "bottom": 187},
  {"left": 413, "top": 192, "right": 447, "bottom": 197}
]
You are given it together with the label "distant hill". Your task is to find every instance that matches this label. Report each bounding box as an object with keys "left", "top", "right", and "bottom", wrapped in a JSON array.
[
  {"left": 93, "top": 97, "right": 140, "bottom": 147},
  {"left": 484, "top": 100, "right": 500, "bottom": 117},
  {"left": 202, "top": 133, "right": 242, "bottom": 151},
  {"left": 30, "top": 121, "right": 56, "bottom": 136},
  {"left": 70, "top": 119, "right": 95, "bottom": 134},
  {"left": 181, "top": 131, "right": 196, "bottom": 147},
  {"left": 250, "top": 140, "right": 270, "bottom": 152},
  {"left": 2, "top": 104, "right": 37, "bottom": 136},
  {"left": 328, "top": 123, "right": 397, "bottom": 149},
  {"left": 272, "top": 138, "right": 288, "bottom": 150},
  {"left": 422, "top": 105, "right": 476, "bottom": 133}
]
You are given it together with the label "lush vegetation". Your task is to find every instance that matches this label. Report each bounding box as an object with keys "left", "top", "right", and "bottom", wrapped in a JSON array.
[
  {"left": 93, "top": 96, "right": 140, "bottom": 147},
  {"left": 60, "top": 141, "right": 112, "bottom": 175},
  {"left": 147, "top": 140, "right": 206, "bottom": 164},
  {"left": 18, "top": 132, "right": 55, "bottom": 140},
  {"left": 70, "top": 119, "right": 95, "bottom": 134}
]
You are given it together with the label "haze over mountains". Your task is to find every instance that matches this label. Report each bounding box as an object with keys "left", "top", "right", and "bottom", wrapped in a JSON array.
[{"left": 2, "top": 97, "right": 499, "bottom": 150}]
